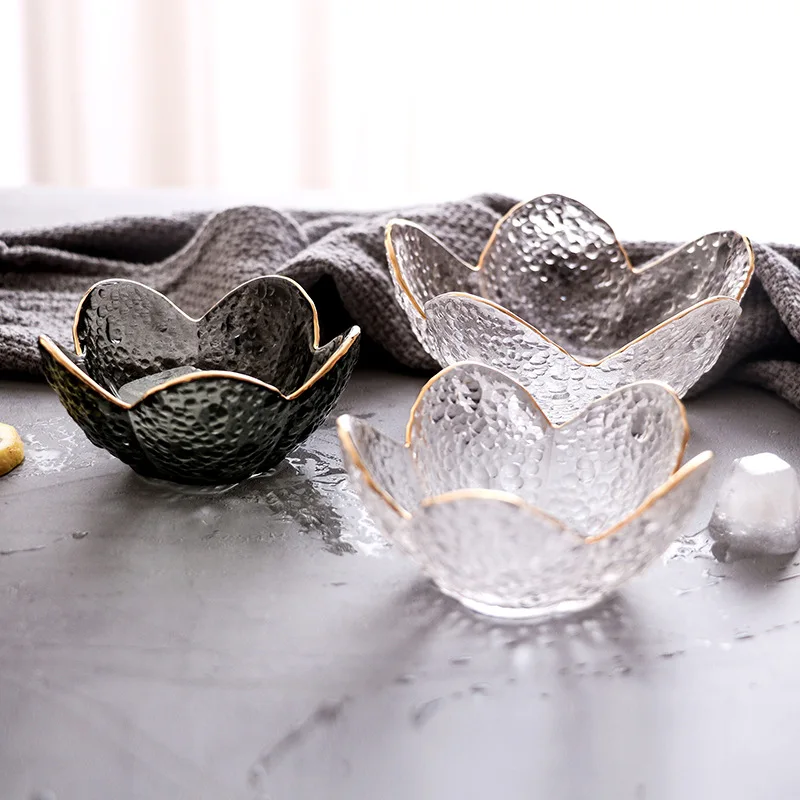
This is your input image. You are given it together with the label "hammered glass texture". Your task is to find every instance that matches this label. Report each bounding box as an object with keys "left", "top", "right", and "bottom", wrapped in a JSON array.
[
  {"left": 39, "top": 343, "right": 153, "bottom": 475},
  {"left": 615, "top": 234, "right": 751, "bottom": 351},
  {"left": 478, "top": 195, "right": 751, "bottom": 356},
  {"left": 407, "top": 364, "right": 686, "bottom": 537},
  {"left": 408, "top": 363, "right": 550, "bottom": 503},
  {"left": 76, "top": 280, "right": 197, "bottom": 394},
  {"left": 274, "top": 332, "right": 361, "bottom": 458},
  {"left": 387, "top": 221, "right": 481, "bottom": 307},
  {"left": 479, "top": 195, "right": 629, "bottom": 355},
  {"left": 338, "top": 363, "right": 712, "bottom": 618},
  {"left": 40, "top": 334, "right": 359, "bottom": 484},
  {"left": 387, "top": 194, "right": 752, "bottom": 418},
  {"left": 543, "top": 382, "right": 686, "bottom": 535},
  {"left": 40, "top": 276, "right": 360, "bottom": 484},
  {"left": 339, "top": 416, "right": 423, "bottom": 513},
  {"left": 397, "top": 452, "right": 711, "bottom": 617},
  {"left": 387, "top": 221, "right": 481, "bottom": 352},
  {"left": 338, "top": 416, "right": 423, "bottom": 549},
  {"left": 400, "top": 495, "right": 588, "bottom": 616},
  {"left": 76, "top": 276, "right": 317, "bottom": 395},
  {"left": 574, "top": 454, "right": 713, "bottom": 590},
  {"left": 424, "top": 294, "right": 741, "bottom": 423},
  {"left": 130, "top": 377, "right": 290, "bottom": 483},
  {"left": 41, "top": 333, "right": 359, "bottom": 483},
  {"left": 197, "top": 278, "right": 316, "bottom": 391}
]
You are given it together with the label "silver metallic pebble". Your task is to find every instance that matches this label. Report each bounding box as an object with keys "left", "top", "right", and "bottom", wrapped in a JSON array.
[{"left": 709, "top": 452, "right": 800, "bottom": 558}]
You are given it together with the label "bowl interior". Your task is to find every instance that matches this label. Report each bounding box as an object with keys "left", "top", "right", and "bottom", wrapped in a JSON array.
[
  {"left": 405, "top": 368, "right": 687, "bottom": 538},
  {"left": 74, "top": 279, "right": 318, "bottom": 401},
  {"left": 480, "top": 222, "right": 751, "bottom": 360}
]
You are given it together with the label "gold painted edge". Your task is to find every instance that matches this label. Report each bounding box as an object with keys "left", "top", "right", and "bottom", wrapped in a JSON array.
[
  {"left": 414, "top": 451, "right": 713, "bottom": 545},
  {"left": 39, "top": 334, "right": 128, "bottom": 407},
  {"left": 340, "top": 362, "right": 695, "bottom": 540},
  {"left": 475, "top": 193, "right": 632, "bottom": 273},
  {"left": 473, "top": 195, "right": 753, "bottom": 304},
  {"left": 336, "top": 414, "right": 413, "bottom": 520},
  {"left": 41, "top": 325, "right": 360, "bottom": 409},
  {"left": 388, "top": 194, "right": 752, "bottom": 344},
  {"left": 405, "top": 361, "right": 691, "bottom": 450},
  {"left": 431, "top": 292, "right": 578, "bottom": 363},
  {"left": 585, "top": 450, "right": 714, "bottom": 544},
  {"left": 627, "top": 231, "right": 755, "bottom": 302},
  {"left": 385, "top": 219, "right": 479, "bottom": 320},
  {"left": 738, "top": 234, "right": 756, "bottom": 299},
  {"left": 285, "top": 326, "right": 361, "bottom": 400},
  {"left": 404, "top": 361, "right": 689, "bottom": 487},
  {"left": 435, "top": 291, "right": 741, "bottom": 368},
  {"left": 418, "top": 487, "right": 570, "bottom": 531},
  {"left": 72, "top": 274, "right": 322, "bottom": 355},
  {"left": 404, "top": 360, "right": 555, "bottom": 442},
  {"left": 591, "top": 295, "right": 741, "bottom": 366}
]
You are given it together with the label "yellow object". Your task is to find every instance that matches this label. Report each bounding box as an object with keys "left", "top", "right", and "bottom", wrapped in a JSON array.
[{"left": 0, "top": 423, "right": 24, "bottom": 476}]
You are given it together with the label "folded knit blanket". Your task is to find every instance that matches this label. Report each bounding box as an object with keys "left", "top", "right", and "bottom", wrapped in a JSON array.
[{"left": 1, "top": 193, "right": 799, "bottom": 408}]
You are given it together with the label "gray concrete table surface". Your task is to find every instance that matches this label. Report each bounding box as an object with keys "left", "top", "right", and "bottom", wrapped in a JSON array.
[{"left": 2, "top": 191, "right": 800, "bottom": 800}]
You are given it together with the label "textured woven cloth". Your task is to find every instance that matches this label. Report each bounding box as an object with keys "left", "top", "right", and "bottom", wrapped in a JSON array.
[{"left": 1, "top": 193, "right": 800, "bottom": 407}]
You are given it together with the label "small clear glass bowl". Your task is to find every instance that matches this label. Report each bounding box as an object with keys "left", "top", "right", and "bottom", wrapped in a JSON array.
[
  {"left": 387, "top": 193, "right": 753, "bottom": 423},
  {"left": 39, "top": 276, "right": 360, "bottom": 484},
  {"left": 338, "top": 362, "right": 712, "bottom": 620}
]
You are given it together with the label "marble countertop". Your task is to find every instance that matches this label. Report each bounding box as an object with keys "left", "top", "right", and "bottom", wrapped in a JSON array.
[
  {"left": 2, "top": 189, "right": 800, "bottom": 800},
  {"left": 2, "top": 372, "right": 800, "bottom": 800}
]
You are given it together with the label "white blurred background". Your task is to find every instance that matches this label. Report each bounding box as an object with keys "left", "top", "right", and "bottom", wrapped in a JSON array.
[{"left": 0, "top": 0, "right": 799, "bottom": 239}]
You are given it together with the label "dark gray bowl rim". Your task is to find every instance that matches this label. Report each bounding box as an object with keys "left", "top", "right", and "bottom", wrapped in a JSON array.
[{"left": 38, "top": 275, "right": 361, "bottom": 410}]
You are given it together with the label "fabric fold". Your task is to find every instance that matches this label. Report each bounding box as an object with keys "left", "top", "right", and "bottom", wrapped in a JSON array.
[{"left": 1, "top": 194, "right": 799, "bottom": 410}]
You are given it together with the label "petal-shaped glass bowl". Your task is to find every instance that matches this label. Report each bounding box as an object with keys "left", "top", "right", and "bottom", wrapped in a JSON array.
[
  {"left": 338, "top": 362, "right": 712, "bottom": 619},
  {"left": 386, "top": 194, "right": 754, "bottom": 423},
  {"left": 39, "top": 276, "right": 360, "bottom": 484}
]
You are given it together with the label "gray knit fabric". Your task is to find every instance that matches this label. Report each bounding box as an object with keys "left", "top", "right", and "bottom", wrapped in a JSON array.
[{"left": 1, "top": 194, "right": 799, "bottom": 408}]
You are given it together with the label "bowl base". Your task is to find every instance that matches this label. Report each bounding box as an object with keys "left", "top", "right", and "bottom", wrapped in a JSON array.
[{"left": 446, "top": 590, "right": 609, "bottom": 622}]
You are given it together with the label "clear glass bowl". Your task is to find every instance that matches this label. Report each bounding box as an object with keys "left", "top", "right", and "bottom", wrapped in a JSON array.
[
  {"left": 387, "top": 194, "right": 753, "bottom": 423},
  {"left": 338, "top": 362, "right": 712, "bottom": 619}
]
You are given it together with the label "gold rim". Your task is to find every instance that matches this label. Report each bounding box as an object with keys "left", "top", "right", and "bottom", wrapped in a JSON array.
[
  {"left": 624, "top": 233, "right": 755, "bottom": 301},
  {"left": 585, "top": 450, "right": 713, "bottom": 543},
  {"left": 474, "top": 194, "right": 633, "bottom": 274},
  {"left": 40, "top": 335, "right": 123, "bottom": 405},
  {"left": 341, "top": 364, "right": 691, "bottom": 533},
  {"left": 418, "top": 451, "right": 712, "bottom": 543},
  {"left": 404, "top": 362, "right": 689, "bottom": 470},
  {"left": 285, "top": 327, "right": 360, "bottom": 400},
  {"left": 419, "top": 487, "right": 569, "bottom": 531},
  {"left": 336, "top": 415, "right": 413, "bottom": 520},
  {"left": 475, "top": 195, "right": 753, "bottom": 302},
  {"left": 40, "top": 325, "right": 360, "bottom": 410},
  {"left": 346, "top": 404, "right": 706, "bottom": 543},
  {"left": 387, "top": 193, "right": 754, "bottom": 340},
  {"left": 72, "top": 274, "right": 322, "bottom": 355},
  {"left": 385, "top": 220, "right": 479, "bottom": 319},
  {"left": 433, "top": 292, "right": 741, "bottom": 368},
  {"left": 408, "top": 364, "right": 691, "bottom": 525}
]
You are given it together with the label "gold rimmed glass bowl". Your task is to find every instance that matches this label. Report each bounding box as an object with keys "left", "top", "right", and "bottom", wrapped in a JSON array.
[
  {"left": 387, "top": 194, "right": 753, "bottom": 423},
  {"left": 338, "top": 362, "right": 712, "bottom": 620}
]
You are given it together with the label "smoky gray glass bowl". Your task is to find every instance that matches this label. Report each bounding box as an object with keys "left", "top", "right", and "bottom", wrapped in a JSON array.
[
  {"left": 387, "top": 193, "right": 754, "bottom": 423},
  {"left": 338, "top": 362, "right": 713, "bottom": 620},
  {"left": 38, "top": 276, "right": 360, "bottom": 484}
]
